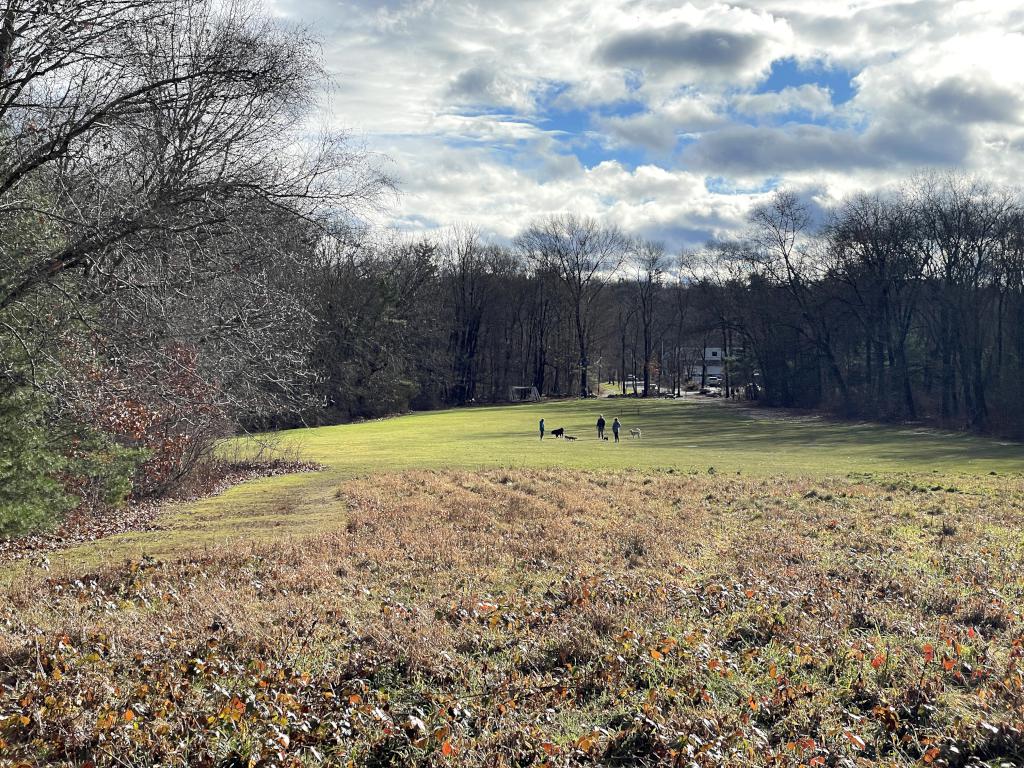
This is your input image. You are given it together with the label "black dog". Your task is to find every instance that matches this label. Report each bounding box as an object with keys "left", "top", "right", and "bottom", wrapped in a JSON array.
[{"left": 551, "top": 427, "right": 565, "bottom": 438}]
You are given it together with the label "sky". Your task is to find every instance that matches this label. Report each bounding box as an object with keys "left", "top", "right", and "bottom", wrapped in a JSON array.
[{"left": 267, "top": 0, "right": 1024, "bottom": 250}]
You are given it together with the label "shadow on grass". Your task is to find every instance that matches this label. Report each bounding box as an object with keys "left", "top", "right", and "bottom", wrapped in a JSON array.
[{"left": 457, "top": 399, "right": 1022, "bottom": 470}]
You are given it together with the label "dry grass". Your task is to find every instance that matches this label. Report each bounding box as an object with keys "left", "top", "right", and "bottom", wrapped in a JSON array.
[{"left": 2, "top": 468, "right": 1024, "bottom": 766}]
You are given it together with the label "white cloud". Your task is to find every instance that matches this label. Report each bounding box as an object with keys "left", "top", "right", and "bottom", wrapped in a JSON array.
[
  {"left": 597, "top": 95, "right": 725, "bottom": 152},
  {"left": 734, "top": 84, "right": 834, "bottom": 118},
  {"left": 266, "top": 0, "right": 1024, "bottom": 248},
  {"left": 370, "top": 135, "right": 758, "bottom": 246}
]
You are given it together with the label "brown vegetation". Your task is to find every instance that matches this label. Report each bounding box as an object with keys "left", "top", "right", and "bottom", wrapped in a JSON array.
[{"left": 2, "top": 468, "right": 1023, "bottom": 766}]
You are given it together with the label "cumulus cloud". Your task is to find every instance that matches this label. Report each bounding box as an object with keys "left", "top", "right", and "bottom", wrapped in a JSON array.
[
  {"left": 264, "top": 0, "right": 1024, "bottom": 249},
  {"left": 733, "top": 85, "right": 834, "bottom": 118},
  {"left": 445, "top": 61, "right": 541, "bottom": 113},
  {"left": 447, "top": 64, "right": 501, "bottom": 102},
  {"left": 682, "top": 120, "right": 971, "bottom": 175},
  {"left": 596, "top": 96, "right": 724, "bottom": 152},
  {"left": 596, "top": 25, "right": 766, "bottom": 76},
  {"left": 921, "top": 77, "right": 1023, "bottom": 125},
  {"left": 371, "top": 135, "right": 757, "bottom": 247}
]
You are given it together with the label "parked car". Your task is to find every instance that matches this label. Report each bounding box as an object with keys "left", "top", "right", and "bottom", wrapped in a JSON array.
[{"left": 706, "top": 375, "right": 722, "bottom": 386}]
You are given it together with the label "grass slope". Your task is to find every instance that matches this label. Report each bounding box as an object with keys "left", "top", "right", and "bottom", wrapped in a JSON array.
[
  {"left": 259, "top": 397, "right": 1024, "bottom": 476},
  {"left": 21, "top": 398, "right": 1024, "bottom": 567}
]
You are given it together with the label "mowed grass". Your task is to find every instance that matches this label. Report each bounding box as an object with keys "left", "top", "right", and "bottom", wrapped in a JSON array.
[
  {"left": 245, "top": 397, "right": 1024, "bottom": 476},
  {"left": 3, "top": 468, "right": 1024, "bottom": 766},
  {"left": 18, "top": 398, "right": 1024, "bottom": 567}
]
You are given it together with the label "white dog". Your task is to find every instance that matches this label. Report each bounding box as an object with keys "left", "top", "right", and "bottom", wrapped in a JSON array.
[{"left": 629, "top": 428, "right": 642, "bottom": 439}]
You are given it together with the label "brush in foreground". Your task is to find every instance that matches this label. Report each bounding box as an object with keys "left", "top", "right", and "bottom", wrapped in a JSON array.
[{"left": 1, "top": 468, "right": 1022, "bottom": 766}]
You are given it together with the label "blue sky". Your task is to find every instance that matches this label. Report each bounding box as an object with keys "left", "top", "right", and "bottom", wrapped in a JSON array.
[
  {"left": 270, "top": 0, "right": 1024, "bottom": 248},
  {"left": 758, "top": 58, "right": 857, "bottom": 106}
]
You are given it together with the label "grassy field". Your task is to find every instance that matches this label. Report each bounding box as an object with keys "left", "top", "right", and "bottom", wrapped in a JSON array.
[
  {"left": 17, "top": 397, "right": 1024, "bottom": 568},
  {"left": 2, "top": 399, "right": 1024, "bottom": 766},
  {"left": 240, "top": 397, "right": 1024, "bottom": 477}
]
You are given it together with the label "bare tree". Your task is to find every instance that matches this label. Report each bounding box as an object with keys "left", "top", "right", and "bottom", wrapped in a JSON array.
[
  {"left": 629, "top": 239, "right": 667, "bottom": 397},
  {"left": 439, "top": 225, "right": 516, "bottom": 403},
  {"left": 914, "top": 173, "right": 1016, "bottom": 429},
  {"left": 750, "top": 191, "right": 851, "bottom": 409},
  {"left": 0, "top": 0, "right": 390, "bottom": 417},
  {"left": 825, "top": 191, "right": 928, "bottom": 418},
  {"left": 0, "top": 0, "right": 388, "bottom": 313},
  {"left": 0, "top": 0, "right": 391, "bottom": 511},
  {"left": 515, "top": 214, "right": 628, "bottom": 397}
]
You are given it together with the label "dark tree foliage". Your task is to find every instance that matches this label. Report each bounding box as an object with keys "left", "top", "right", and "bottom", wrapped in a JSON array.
[
  {"left": 693, "top": 175, "right": 1024, "bottom": 435},
  {"left": 306, "top": 174, "right": 1024, "bottom": 442},
  {"left": 309, "top": 234, "right": 445, "bottom": 423}
]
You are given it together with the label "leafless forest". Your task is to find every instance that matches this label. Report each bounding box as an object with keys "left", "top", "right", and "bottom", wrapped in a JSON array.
[{"left": 2, "top": 0, "right": 1024, "bottom": 527}]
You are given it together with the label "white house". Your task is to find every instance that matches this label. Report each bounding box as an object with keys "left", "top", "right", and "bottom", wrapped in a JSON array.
[{"left": 703, "top": 346, "right": 725, "bottom": 378}]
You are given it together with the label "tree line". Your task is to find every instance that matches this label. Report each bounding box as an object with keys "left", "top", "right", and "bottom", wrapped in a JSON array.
[
  {"left": 3, "top": 2, "right": 1023, "bottom": 539},
  {"left": 302, "top": 218, "right": 696, "bottom": 424},
  {"left": 693, "top": 176, "right": 1024, "bottom": 435},
  {"left": 309, "top": 174, "right": 1024, "bottom": 445}
]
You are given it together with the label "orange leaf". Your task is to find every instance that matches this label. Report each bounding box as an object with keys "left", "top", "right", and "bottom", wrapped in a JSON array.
[
  {"left": 123, "top": 710, "right": 135, "bottom": 722},
  {"left": 844, "top": 731, "right": 866, "bottom": 750},
  {"left": 441, "top": 741, "right": 454, "bottom": 757},
  {"left": 871, "top": 653, "right": 886, "bottom": 669},
  {"left": 923, "top": 643, "right": 935, "bottom": 663}
]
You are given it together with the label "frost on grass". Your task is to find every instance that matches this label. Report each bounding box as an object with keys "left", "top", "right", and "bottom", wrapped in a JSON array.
[{"left": 2, "top": 468, "right": 1024, "bottom": 766}]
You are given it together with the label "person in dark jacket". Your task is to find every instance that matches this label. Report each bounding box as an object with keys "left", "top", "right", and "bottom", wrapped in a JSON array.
[
  {"left": 539, "top": 418, "right": 545, "bottom": 440},
  {"left": 596, "top": 414, "right": 606, "bottom": 439},
  {"left": 612, "top": 417, "right": 621, "bottom": 442}
]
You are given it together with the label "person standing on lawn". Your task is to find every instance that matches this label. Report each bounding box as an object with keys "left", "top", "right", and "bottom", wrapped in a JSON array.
[
  {"left": 612, "top": 417, "right": 621, "bottom": 442},
  {"left": 596, "top": 414, "right": 606, "bottom": 440},
  {"left": 539, "top": 418, "right": 545, "bottom": 440}
]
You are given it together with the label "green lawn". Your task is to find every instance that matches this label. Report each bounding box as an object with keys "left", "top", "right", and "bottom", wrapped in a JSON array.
[
  {"left": 270, "top": 397, "right": 1024, "bottom": 475},
  {"left": 25, "top": 398, "right": 1024, "bottom": 568}
]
